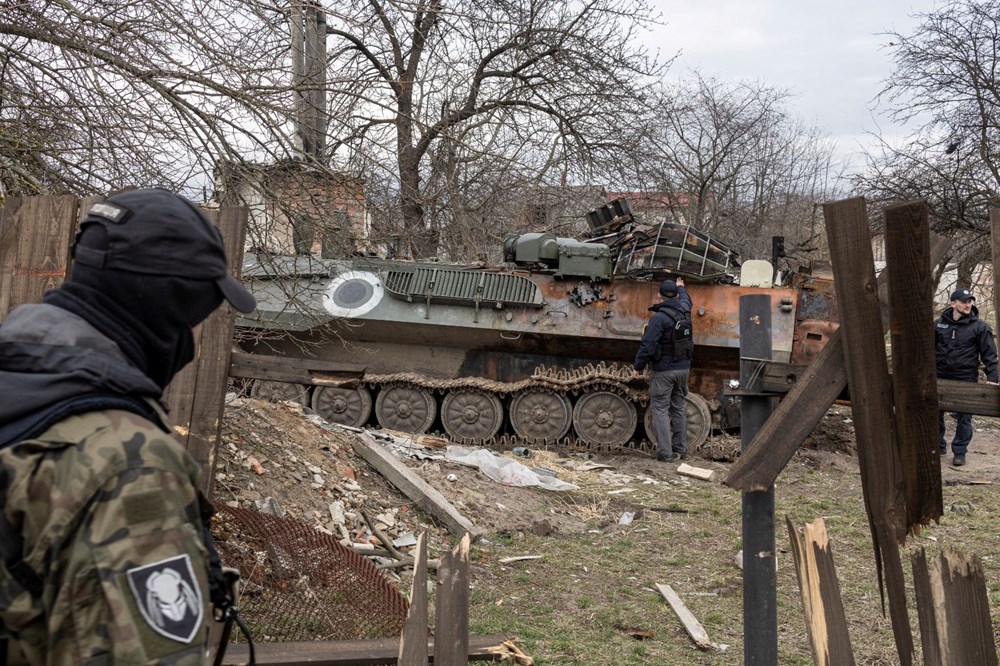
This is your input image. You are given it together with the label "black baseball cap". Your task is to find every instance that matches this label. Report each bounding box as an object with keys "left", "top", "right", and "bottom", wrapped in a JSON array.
[
  {"left": 659, "top": 279, "right": 678, "bottom": 297},
  {"left": 72, "top": 188, "right": 256, "bottom": 313},
  {"left": 949, "top": 288, "right": 974, "bottom": 302}
]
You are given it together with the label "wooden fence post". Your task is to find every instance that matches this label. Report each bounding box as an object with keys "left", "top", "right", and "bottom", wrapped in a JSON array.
[
  {"left": 823, "top": 197, "right": 913, "bottom": 665},
  {"left": 884, "top": 200, "right": 943, "bottom": 529}
]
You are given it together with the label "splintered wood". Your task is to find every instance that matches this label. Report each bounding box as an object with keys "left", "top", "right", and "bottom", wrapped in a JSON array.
[{"left": 786, "top": 517, "right": 855, "bottom": 666}]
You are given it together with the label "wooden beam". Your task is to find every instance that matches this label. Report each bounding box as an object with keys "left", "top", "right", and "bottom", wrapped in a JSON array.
[
  {"left": 724, "top": 232, "right": 951, "bottom": 492},
  {"left": 761, "top": 363, "right": 1000, "bottom": 417},
  {"left": 229, "top": 351, "right": 366, "bottom": 386},
  {"left": 786, "top": 517, "right": 856, "bottom": 666},
  {"left": 352, "top": 432, "right": 483, "bottom": 540},
  {"left": 912, "top": 549, "right": 999, "bottom": 666},
  {"left": 884, "top": 200, "right": 943, "bottom": 530},
  {"left": 221, "top": 634, "right": 508, "bottom": 665},
  {"left": 654, "top": 584, "right": 714, "bottom": 651},
  {"left": 822, "top": 197, "right": 912, "bottom": 665}
]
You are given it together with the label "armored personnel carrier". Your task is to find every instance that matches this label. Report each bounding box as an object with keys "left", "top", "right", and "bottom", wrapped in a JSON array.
[{"left": 238, "top": 199, "right": 837, "bottom": 452}]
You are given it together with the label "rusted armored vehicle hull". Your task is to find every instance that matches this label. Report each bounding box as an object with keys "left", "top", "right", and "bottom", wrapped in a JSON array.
[{"left": 239, "top": 242, "right": 837, "bottom": 451}]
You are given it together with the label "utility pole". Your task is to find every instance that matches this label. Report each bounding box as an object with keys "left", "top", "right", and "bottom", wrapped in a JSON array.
[{"left": 290, "top": 1, "right": 327, "bottom": 161}]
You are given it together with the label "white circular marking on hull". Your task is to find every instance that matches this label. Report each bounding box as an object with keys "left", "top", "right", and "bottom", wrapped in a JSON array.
[{"left": 322, "top": 270, "right": 384, "bottom": 318}]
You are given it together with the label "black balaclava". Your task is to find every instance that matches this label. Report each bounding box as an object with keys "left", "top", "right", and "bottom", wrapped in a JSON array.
[{"left": 44, "top": 224, "right": 224, "bottom": 390}]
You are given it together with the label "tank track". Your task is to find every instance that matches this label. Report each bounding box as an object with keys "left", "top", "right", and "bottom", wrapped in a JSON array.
[
  {"left": 365, "top": 362, "right": 648, "bottom": 402},
  {"left": 362, "top": 363, "right": 654, "bottom": 452},
  {"left": 250, "top": 363, "right": 713, "bottom": 454}
]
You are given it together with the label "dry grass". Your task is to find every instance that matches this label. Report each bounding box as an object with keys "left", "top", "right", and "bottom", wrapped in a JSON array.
[{"left": 460, "top": 446, "right": 1000, "bottom": 665}]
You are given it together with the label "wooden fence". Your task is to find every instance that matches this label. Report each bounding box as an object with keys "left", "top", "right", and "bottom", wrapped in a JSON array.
[
  {"left": 0, "top": 193, "right": 247, "bottom": 495},
  {"left": 729, "top": 199, "right": 1000, "bottom": 665}
]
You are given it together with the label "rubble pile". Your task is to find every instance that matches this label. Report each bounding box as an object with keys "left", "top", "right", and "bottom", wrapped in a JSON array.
[{"left": 215, "top": 397, "right": 445, "bottom": 576}]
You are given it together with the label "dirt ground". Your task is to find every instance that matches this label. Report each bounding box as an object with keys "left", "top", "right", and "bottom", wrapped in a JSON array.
[{"left": 214, "top": 397, "right": 1000, "bottom": 663}]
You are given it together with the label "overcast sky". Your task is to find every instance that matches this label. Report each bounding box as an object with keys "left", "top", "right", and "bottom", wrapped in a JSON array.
[{"left": 644, "top": 0, "right": 941, "bottom": 173}]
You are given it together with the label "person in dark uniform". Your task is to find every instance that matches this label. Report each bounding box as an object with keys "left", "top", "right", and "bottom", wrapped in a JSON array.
[
  {"left": 632, "top": 277, "right": 693, "bottom": 462},
  {"left": 935, "top": 287, "right": 999, "bottom": 467},
  {"left": 0, "top": 189, "right": 256, "bottom": 664}
]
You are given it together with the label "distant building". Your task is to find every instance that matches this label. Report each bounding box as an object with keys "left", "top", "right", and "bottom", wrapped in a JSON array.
[
  {"left": 214, "top": 160, "right": 370, "bottom": 258},
  {"left": 607, "top": 191, "right": 701, "bottom": 227},
  {"left": 517, "top": 185, "right": 608, "bottom": 238}
]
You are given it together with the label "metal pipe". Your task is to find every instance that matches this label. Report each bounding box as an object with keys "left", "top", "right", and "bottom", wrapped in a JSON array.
[{"left": 740, "top": 294, "right": 778, "bottom": 665}]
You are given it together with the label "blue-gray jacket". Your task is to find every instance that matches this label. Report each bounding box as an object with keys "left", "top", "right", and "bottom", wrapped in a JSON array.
[{"left": 633, "top": 286, "right": 693, "bottom": 373}]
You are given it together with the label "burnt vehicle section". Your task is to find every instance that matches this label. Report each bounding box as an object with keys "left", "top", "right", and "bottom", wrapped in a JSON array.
[{"left": 238, "top": 198, "right": 838, "bottom": 452}]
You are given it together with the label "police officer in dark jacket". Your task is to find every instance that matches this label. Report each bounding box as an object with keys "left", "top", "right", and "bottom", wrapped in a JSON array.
[
  {"left": 935, "top": 287, "right": 999, "bottom": 467},
  {"left": 632, "top": 278, "right": 692, "bottom": 462}
]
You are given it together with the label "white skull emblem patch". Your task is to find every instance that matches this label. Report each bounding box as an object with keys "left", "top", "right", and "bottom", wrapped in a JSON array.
[{"left": 126, "top": 554, "right": 204, "bottom": 643}]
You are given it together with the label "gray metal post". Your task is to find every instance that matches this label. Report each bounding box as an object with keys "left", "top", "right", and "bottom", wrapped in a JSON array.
[{"left": 740, "top": 294, "right": 777, "bottom": 664}]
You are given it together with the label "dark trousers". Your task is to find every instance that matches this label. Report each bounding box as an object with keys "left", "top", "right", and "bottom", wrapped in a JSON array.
[
  {"left": 939, "top": 411, "right": 973, "bottom": 455},
  {"left": 649, "top": 369, "right": 689, "bottom": 457}
]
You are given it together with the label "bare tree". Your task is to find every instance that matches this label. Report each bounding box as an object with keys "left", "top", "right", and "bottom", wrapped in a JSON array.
[
  {"left": 858, "top": 0, "right": 999, "bottom": 282},
  {"left": 323, "top": 0, "right": 668, "bottom": 257},
  {"left": 0, "top": 0, "right": 299, "bottom": 198},
  {"left": 628, "top": 74, "right": 841, "bottom": 265}
]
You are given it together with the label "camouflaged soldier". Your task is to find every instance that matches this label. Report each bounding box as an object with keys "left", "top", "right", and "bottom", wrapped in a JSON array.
[{"left": 0, "top": 189, "right": 256, "bottom": 664}]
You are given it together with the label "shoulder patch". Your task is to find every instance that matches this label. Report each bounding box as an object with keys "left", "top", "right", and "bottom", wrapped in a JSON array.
[{"left": 126, "top": 554, "right": 204, "bottom": 643}]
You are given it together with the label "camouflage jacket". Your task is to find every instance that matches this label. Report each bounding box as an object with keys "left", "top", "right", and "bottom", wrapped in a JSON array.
[{"left": 0, "top": 405, "right": 214, "bottom": 665}]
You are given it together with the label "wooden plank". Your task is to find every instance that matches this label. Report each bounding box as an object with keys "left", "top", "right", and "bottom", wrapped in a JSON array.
[
  {"left": 725, "top": 232, "right": 951, "bottom": 492},
  {"left": 676, "top": 463, "right": 714, "bottom": 481},
  {"left": 762, "top": 363, "right": 1000, "bottom": 416},
  {"left": 885, "top": 201, "right": 943, "bottom": 531},
  {"left": 163, "top": 206, "right": 249, "bottom": 491},
  {"left": 352, "top": 432, "right": 483, "bottom": 540},
  {"left": 435, "top": 534, "right": 471, "bottom": 666},
  {"left": 185, "top": 206, "right": 249, "bottom": 494},
  {"left": 221, "top": 634, "right": 508, "bottom": 665},
  {"left": 229, "top": 351, "right": 365, "bottom": 385},
  {"left": 912, "top": 549, "right": 999, "bottom": 666},
  {"left": 938, "top": 379, "right": 1000, "bottom": 416},
  {"left": 786, "top": 517, "right": 856, "bottom": 666},
  {"left": 823, "top": 197, "right": 913, "bottom": 665},
  {"left": 654, "top": 583, "right": 713, "bottom": 651},
  {"left": 398, "top": 532, "right": 429, "bottom": 666},
  {"left": 0, "top": 195, "right": 78, "bottom": 318}
]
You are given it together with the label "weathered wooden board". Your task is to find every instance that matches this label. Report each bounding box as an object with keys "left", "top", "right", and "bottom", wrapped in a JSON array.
[
  {"left": 229, "top": 351, "right": 365, "bottom": 385},
  {"left": 885, "top": 200, "right": 942, "bottom": 530},
  {"left": 221, "top": 634, "right": 509, "bottom": 665},
  {"left": 0, "top": 195, "right": 78, "bottom": 318},
  {"left": 163, "top": 206, "right": 248, "bottom": 494},
  {"left": 398, "top": 533, "right": 429, "bottom": 666},
  {"left": 823, "top": 197, "right": 912, "bottom": 665},
  {"left": 654, "top": 583, "right": 714, "bottom": 651},
  {"left": 912, "top": 549, "right": 999, "bottom": 666},
  {"left": 435, "top": 534, "right": 471, "bottom": 666}
]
